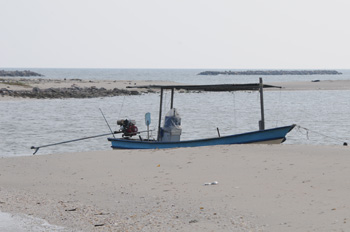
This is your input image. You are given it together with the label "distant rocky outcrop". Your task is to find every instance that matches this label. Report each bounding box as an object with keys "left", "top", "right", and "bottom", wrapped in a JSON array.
[
  {"left": 0, "top": 86, "right": 139, "bottom": 99},
  {"left": 198, "top": 70, "right": 342, "bottom": 76},
  {"left": 0, "top": 70, "right": 43, "bottom": 77}
]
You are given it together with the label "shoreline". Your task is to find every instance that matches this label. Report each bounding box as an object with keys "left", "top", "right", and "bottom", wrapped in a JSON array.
[
  {"left": 0, "top": 144, "right": 349, "bottom": 231},
  {"left": 1, "top": 78, "right": 350, "bottom": 101}
]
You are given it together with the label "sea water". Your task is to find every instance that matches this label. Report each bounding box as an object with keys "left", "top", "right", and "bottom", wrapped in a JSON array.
[
  {"left": 0, "top": 88, "right": 349, "bottom": 157},
  {"left": 1, "top": 68, "right": 350, "bottom": 157},
  {"left": 0, "top": 211, "right": 71, "bottom": 232}
]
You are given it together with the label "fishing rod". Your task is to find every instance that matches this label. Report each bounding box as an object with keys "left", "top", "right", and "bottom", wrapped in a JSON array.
[
  {"left": 99, "top": 108, "right": 115, "bottom": 138},
  {"left": 30, "top": 131, "right": 122, "bottom": 155}
]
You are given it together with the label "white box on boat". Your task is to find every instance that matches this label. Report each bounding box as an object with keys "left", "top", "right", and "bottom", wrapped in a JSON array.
[{"left": 161, "top": 128, "right": 182, "bottom": 142}]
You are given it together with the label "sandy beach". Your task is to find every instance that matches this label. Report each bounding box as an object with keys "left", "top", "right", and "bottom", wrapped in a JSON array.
[{"left": 0, "top": 144, "right": 349, "bottom": 231}]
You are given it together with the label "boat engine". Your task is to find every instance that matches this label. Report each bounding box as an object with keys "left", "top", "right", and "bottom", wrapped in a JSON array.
[{"left": 117, "top": 119, "right": 138, "bottom": 137}]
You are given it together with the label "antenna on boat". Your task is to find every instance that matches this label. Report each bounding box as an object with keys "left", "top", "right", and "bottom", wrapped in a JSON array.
[{"left": 99, "top": 108, "right": 116, "bottom": 138}]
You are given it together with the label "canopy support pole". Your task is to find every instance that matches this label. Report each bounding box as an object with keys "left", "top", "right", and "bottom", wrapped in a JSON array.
[
  {"left": 170, "top": 88, "right": 174, "bottom": 109},
  {"left": 157, "top": 88, "right": 164, "bottom": 141},
  {"left": 259, "top": 77, "right": 265, "bottom": 130}
]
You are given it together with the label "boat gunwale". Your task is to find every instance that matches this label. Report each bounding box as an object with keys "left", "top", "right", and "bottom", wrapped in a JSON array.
[{"left": 108, "top": 124, "right": 296, "bottom": 146}]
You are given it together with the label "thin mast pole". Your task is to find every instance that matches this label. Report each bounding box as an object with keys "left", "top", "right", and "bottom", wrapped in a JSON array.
[
  {"left": 170, "top": 88, "right": 174, "bottom": 109},
  {"left": 259, "top": 77, "right": 265, "bottom": 130},
  {"left": 157, "top": 88, "right": 164, "bottom": 141}
]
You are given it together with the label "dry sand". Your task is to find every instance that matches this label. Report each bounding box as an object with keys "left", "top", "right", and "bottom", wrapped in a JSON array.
[{"left": 0, "top": 144, "right": 349, "bottom": 231}]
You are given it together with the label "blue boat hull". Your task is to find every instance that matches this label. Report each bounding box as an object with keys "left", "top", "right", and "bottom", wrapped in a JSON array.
[{"left": 108, "top": 124, "right": 295, "bottom": 149}]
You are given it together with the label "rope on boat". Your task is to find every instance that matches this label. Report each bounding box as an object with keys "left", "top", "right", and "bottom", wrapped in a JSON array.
[
  {"left": 231, "top": 92, "right": 237, "bottom": 130},
  {"left": 296, "top": 125, "right": 348, "bottom": 146},
  {"left": 271, "top": 88, "right": 283, "bottom": 127}
]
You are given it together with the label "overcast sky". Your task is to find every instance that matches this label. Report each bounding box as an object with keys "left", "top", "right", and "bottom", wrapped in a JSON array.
[{"left": 1, "top": 0, "right": 349, "bottom": 69}]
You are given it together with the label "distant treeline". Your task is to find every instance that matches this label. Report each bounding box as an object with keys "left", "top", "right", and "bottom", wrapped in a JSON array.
[
  {"left": 0, "top": 70, "right": 43, "bottom": 77},
  {"left": 198, "top": 70, "right": 342, "bottom": 76}
]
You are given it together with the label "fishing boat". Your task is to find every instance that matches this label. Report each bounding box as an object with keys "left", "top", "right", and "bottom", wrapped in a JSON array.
[{"left": 108, "top": 78, "right": 295, "bottom": 149}]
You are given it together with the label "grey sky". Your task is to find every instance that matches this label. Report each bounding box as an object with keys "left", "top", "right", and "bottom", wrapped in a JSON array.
[{"left": 1, "top": 0, "right": 349, "bottom": 69}]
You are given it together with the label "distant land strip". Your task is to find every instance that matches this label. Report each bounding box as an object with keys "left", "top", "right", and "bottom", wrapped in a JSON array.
[
  {"left": 0, "top": 70, "right": 43, "bottom": 77},
  {"left": 198, "top": 70, "right": 342, "bottom": 76},
  {"left": 0, "top": 87, "right": 140, "bottom": 99}
]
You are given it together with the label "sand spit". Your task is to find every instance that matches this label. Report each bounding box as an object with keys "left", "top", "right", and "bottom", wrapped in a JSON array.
[
  {"left": 0, "top": 78, "right": 178, "bottom": 91},
  {"left": 0, "top": 79, "right": 179, "bottom": 100},
  {"left": 0, "top": 144, "right": 349, "bottom": 231},
  {"left": 1, "top": 78, "right": 350, "bottom": 101},
  {"left": 270, "top": 80, "right": 350, "bottom": 91}
]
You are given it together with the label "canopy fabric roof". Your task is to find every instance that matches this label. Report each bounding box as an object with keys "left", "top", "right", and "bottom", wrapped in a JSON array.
[{"left": 126, "top": 83, "right": 281, "bottom": 92}]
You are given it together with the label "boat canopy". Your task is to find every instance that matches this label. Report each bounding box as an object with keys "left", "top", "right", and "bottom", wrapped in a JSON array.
[
  {"left": 126, "top": 83, "right": 281, "bottom": 92},
  {"left": 127, "top": 79, "right": 279, "bottom": 140}
]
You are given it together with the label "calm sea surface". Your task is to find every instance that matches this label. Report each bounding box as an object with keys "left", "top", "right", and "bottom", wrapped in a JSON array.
[{"left": 1, "top": 68, "right": 350, "bottom": 157}]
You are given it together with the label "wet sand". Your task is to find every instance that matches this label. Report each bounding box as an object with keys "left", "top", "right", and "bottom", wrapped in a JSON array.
[{"left": 0, "top": 144, "right": 349, "bottom": 231}]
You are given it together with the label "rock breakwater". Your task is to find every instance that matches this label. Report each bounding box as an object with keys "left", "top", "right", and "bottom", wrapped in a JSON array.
[
  {"left": 0, "top": 86, "right": 139, "bottom": 99},
  {"left": 0, "top": 70, "right": 43, "bottom": 77},
  {"left": 198, "top": 70, "right": 342, "bottom": 76}
]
